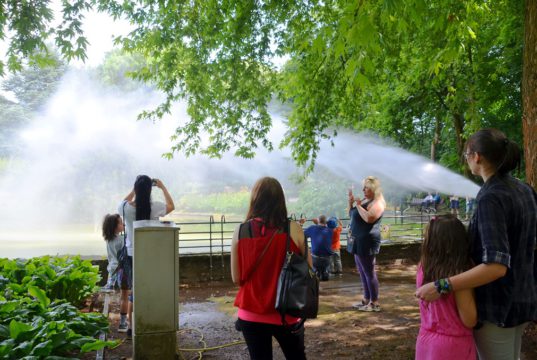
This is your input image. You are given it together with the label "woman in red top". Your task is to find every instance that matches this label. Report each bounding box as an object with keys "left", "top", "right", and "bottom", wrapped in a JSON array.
[{"left": 231, "top": 177, "right": 311, "bottom": 360}]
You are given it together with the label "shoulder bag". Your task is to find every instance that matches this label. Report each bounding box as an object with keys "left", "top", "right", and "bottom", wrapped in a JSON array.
[{"left": 275, "top": 220, "right": 319, "bottom": 325}]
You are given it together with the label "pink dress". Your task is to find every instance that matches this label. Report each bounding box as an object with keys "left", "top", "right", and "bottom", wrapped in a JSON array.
[{"left": 415, "top": 267, "right": 476, "bottom": 360}]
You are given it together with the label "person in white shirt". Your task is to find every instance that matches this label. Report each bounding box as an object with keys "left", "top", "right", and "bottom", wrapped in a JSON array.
[{"left": 117, "top": 175, "right": 175, "bottom": 338}]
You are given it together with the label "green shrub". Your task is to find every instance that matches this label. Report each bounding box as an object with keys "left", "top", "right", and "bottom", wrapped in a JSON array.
[
  {"left": 0, "top": 257, "right": 117, "bottom": 359},
  {"left": 0, "top": 292, "right": 117, "bottom": 359},
  {"left": 0, "top": 256, "right": 100, "bottom": 308}
]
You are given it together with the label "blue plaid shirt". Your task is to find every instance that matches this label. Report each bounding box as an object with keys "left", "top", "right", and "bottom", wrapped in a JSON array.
[{"left": 469, "top": 174, "right": 537, "bottom": 327}]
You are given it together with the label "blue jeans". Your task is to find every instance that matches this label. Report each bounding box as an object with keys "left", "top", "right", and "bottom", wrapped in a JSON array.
[
  {"left": 312, "top": 255, "right": 331, "bottom": 281},
  {"left": 354, "top": 254, "right": 379, "bottom": 301},
  {"left": 330, "top": 250, "right": 342, "bottom": 273}
]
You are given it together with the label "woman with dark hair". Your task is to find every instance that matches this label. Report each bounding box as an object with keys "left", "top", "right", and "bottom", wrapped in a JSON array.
[
  {"left": 231, "top": 177, "right": 311, "bottom": 359},
  {"left": 416, "top": 128, "right": 537, "bottom": 360},
  {"left": 101, "top": 214, "right": 127, "bottom": 330},
  {"left": 117, "top": 175, "right": 175, "bottom": 337}
]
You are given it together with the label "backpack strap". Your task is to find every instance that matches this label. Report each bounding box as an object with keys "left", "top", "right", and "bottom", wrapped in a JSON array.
[
  {"left": 240, "top": 225, "right": 279, "bottom": 285},
  {"left": 122, "top": 201, "right": 127, "bottom": 238}
]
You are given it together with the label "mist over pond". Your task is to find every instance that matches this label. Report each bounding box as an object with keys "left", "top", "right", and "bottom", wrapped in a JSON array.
[{"left": 0, "top": 71, "right": 480, "bottom": 258}]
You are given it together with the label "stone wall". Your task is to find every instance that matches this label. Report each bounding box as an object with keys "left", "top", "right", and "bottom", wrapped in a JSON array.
[{"left": 93, "top": 242, "right": 421, "bottom": 286}]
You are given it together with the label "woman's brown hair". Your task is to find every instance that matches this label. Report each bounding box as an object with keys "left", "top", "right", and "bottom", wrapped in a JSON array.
[
  {"left": 102, "top": 214, "right": 121, "bottom": 241},
  {"left": 245, "top": 177, "right": 288, "bottom": 229},
  {"left": 466, "top": 128, "right": 521, "bottom": 175},
  {"left": 420, "top": 215, "right": 473, "bottom": 284}
]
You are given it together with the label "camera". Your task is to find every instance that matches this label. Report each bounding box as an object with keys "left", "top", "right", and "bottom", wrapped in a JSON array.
[{"left": 151, "top": 178, "right": 158, "bottom": 186}]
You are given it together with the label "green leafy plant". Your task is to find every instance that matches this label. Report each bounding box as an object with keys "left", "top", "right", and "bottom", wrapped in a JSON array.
[
  {"left": 0, "top": 256, "right": 100, "bottom": 308},
  {"left": 0, "top": 294, "right": 118, "bottom": 359},
  {"left": 0, "top": 257, "right": 118, "bottom": 359}
]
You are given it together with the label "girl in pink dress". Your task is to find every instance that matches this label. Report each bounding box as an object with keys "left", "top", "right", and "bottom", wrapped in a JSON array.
[{"left": 415, "top": 215, "right": 477, "bottom": 360}]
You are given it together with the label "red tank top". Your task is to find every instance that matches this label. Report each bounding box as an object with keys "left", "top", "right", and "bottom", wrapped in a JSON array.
[{"left": 234, "top": 219, "right": 301, "bottom": 320}]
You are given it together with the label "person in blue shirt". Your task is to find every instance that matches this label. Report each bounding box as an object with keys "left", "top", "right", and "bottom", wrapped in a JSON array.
[
  {"left": 433, "top": 192, "right": 442, "bottom": 211},
  {"left": 302, "top": 215, "right": 334, "bottom": 281}
]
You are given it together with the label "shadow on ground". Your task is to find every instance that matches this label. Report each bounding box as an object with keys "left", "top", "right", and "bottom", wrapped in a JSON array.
[{"left": 102, "top": 261, "right": 537, "bottom": 360}]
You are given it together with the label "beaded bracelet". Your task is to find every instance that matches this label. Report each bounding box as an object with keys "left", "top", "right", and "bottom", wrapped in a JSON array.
[{"left": 434, "top": 278, "right": 452, "bottom": 294}]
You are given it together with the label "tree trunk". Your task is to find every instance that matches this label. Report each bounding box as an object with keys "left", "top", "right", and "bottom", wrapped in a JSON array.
[
  {"left": 523, "top": 0, "right": 537, "bottom": 189},
  {"left": 452, "top": 113, "right": 465, "bottom": 157},
  {"left": 430, "top": 115, "right": 442, "bottom": 162}
]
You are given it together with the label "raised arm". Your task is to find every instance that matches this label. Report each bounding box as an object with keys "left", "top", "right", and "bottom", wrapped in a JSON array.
[
  {"left": 124, "top": 189, "right": 135, "bottom": 202},
  {"left": 155, "top": 179, "right": 175, "bottom": 214},
  {"left": 356, "top": 197, "right": 386, "bottom": 224}
]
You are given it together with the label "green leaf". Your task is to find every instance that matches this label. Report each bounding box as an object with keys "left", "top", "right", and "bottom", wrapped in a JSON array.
[
  {"left": 467, "top": 26, "right": 476, "bottom": 39},
  {"left": 13, "top": 339, "right": 33, "bottom": 355},
  {"left": 28, "top": 285, "right": 51, "bottom": 308},
  {"left": 0, "top": 339, "right": 15, "bottom": 356},
  {"left": 0, "top": 301, "right": 19, "bottom": 314},
  {"left": 80, "top": 339, "right": 120, "bottom": 353},
  {"left": 0, "top": 324, "right": 9, "bottom": 338},
  {"left": 30, "top": 339, "right": 53, "bottom": 356},
  {"left": 9, "top": 320, "right": 33, "bottom": 340}
]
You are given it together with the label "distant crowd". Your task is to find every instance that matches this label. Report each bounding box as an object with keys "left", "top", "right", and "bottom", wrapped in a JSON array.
[{"left": 419, "top": 192, "right": 475, "bottom": 219}]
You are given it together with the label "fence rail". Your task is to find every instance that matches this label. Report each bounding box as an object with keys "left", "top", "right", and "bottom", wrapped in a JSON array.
[
  {"left": 176, "top": 212, "right": 442, "bottom": 254},
  {"left": 175, "top": 209, "right": 468, "bottom": 278}
]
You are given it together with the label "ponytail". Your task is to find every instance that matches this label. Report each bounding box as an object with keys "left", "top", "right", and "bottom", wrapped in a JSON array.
[
  {"left": 498, "top": 139, "right": 521, "bottom": 175},
  {"left": 134, "top": 175, "right": 152, "bottom": 220}
]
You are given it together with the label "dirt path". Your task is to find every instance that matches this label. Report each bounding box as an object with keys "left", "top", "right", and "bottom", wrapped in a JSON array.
[{"left": 102, "top": 262, "right": 537, "bottom": 359}]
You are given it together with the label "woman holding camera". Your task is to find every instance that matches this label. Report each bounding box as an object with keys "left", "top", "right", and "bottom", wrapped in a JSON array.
[
  {"left": 117, "top": 175, "right": 175, "bottom": 337},
  {"left": 348, "top": 176, "right": 386, "bottom": 312}
]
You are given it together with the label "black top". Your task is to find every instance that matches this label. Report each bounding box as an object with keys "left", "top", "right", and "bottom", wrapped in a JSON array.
[
  {"left": 469, "top": 174, "right": 537, "bottom": 327},
  {"left": 349, "top": 200, "right": 383, "bottom": 256}
]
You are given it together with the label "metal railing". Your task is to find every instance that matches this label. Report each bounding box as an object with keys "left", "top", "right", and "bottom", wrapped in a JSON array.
[{"left": 175, "top": 210, "right": 441, "bottom": 279}]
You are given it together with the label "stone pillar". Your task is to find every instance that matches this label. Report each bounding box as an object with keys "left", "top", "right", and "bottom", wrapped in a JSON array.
[{"left": 133, "top": 220, "right": 180, "bottom": 360}]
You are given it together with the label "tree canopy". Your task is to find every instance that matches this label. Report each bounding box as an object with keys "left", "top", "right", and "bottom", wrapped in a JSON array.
[{"left": 0, "top": 0, "right": 534, "bottom": 184}]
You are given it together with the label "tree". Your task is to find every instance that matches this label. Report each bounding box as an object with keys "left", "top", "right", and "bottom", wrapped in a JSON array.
[
  {"left": 95, "top": 0, "right": 527, "bottom": 174},
  {"left": 2, "top": 52, "right": 67, "bottom": 111},
  {"left": 523, "top": 0, "right": 537, "bottom": 188},
  {"left": 96, "top": 49, "right": 148, "bottom": 92},
  {"left": 0, "top": 1, "right": 534, "bottom": 183},
  {"left": 0, "top": 96, "right": 31, "bottom": 156},
  {"left": 0, "top": 1, "right": 89, "bottom": 74},
  {"left": 0, "top": 51, "right": 67, "bottom": 156}
]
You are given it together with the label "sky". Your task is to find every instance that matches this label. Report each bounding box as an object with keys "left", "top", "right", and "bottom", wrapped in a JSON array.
[
  {"left": 0, "top": 3, "right": 132, "bottom": 69},
  {"left": 60, "top": 6, "right": 133, "bottom": 68}
]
